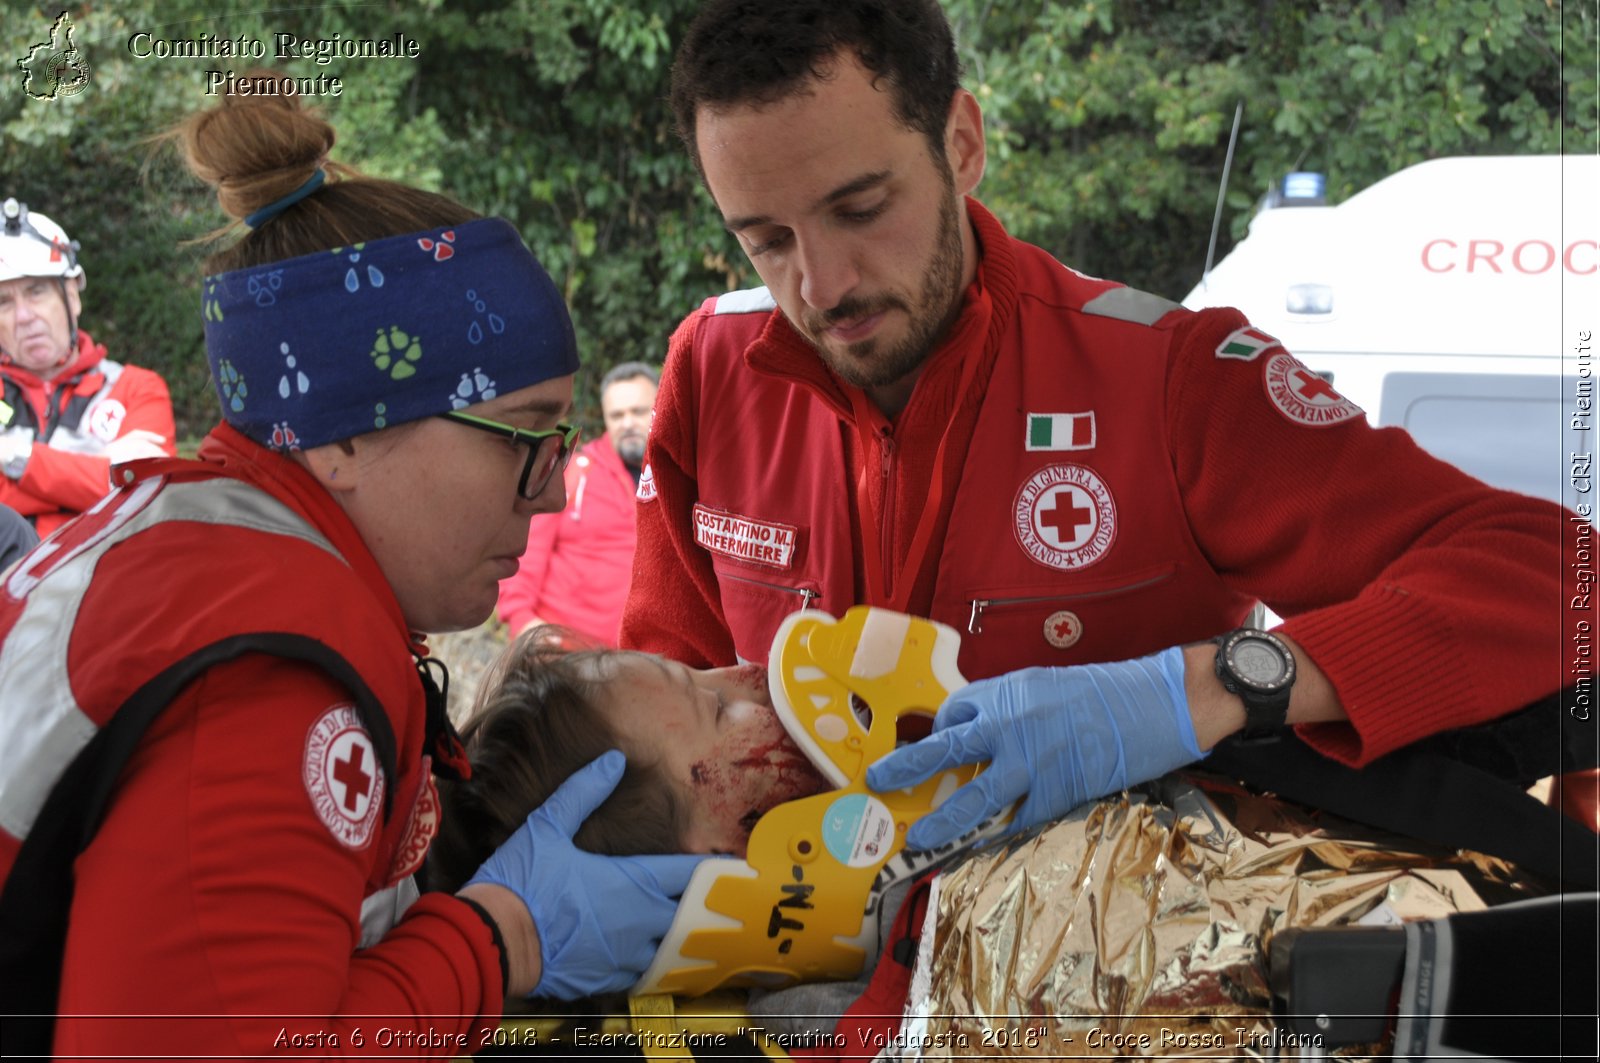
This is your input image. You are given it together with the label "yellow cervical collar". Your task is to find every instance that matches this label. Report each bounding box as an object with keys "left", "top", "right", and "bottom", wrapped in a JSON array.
[{"left": 636, "top": 606, "right": 1002, "bottom": 997}]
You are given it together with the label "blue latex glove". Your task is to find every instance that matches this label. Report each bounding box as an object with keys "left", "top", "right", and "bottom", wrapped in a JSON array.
[
  {"left": 866, "top": 646, "right": 1203, "bottom": 851},
  {"left": 467, "top": 750, "right": 707, "bottom": 998}
]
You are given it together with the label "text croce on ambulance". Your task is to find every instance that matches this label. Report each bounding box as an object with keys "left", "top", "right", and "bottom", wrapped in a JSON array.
[{"left": 1185, "top": 154, "right": 1597, "bottom": 518}]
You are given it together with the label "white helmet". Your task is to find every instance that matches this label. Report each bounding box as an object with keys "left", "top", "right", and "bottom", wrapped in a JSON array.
[{"left": 0, "top": 198, "right": 86, "bottom": 289}]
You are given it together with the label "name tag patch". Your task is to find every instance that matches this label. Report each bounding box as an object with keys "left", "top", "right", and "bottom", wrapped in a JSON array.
[{"left": 693, "top": 503, "right": 796, "bottom": 570}]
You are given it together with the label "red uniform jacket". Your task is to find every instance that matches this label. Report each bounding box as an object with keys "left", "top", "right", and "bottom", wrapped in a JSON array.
[
  {"left": 621, "top": 199, "right": 1567, "bottom": 766},
  {"left": 0, "top": 423, "right": 502, "bottom": 1059},
  {"left": 0, "top": 330, "right": 177, "bottom": 537},
  {"left": 497, "top": 433, "right": 639, "bottom": 645}
]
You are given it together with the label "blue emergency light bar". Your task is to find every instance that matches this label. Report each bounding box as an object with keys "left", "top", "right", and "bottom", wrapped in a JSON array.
[{"left": 1280, "top": 172, "right": 1328, "bottom": 205}]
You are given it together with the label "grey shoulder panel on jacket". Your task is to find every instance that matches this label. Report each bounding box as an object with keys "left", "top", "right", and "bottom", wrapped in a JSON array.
[
  {"left": 711, "top": 286, "right": 777, "bottom": 316},
  {"left": 1080, "top": 287, "right": 1181, "bottom": 327}
]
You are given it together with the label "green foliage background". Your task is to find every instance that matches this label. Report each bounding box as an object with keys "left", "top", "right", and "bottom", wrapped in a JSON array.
[{"left": 2, "top": 0, "right": 1594, "bottom": 439}]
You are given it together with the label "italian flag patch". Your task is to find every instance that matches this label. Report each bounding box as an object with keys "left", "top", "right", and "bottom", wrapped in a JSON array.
[
  {"left": 1214, "top": 326, "right": 1280, "bottom": 361},
  {"left": 1025, "top": 411, "right": 1096, "bottom": 451}
]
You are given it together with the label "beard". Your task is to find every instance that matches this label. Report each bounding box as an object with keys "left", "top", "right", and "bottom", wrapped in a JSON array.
[
  {"left": 615, "top": 434, "right": 647, "bottom": 468},
  {"left": 796, "top": 189, "right": 966, "bottom": 392}
]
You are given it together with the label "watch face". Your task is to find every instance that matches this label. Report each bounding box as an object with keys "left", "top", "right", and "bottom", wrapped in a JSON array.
[{"left": 1230, "top": 634, "right": 1293, "bottom": 690}]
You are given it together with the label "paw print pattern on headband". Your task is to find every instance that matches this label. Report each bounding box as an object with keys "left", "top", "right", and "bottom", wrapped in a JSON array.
[
  {"left": 216, "top": 359, "right": 248, "bottom": 413},
  {"left": 370, "top": 326, "right": 423, "bottom": 381},
  {"left": 269, "top": 421, "right": 301, "bottom": 451},
  {"left": 203, "top": 280, "right": 225, "bottom": 323},
  {"left": 334, "top": 244, "right": 385, "bottom": 293},
  {"left": 450, "top": 368, "right": 497, "bottom": 410},
  {"left": 278, "top": 342, "right": 310, "bottom": 400},
  {"left": 466, "top": 289, "right": 505, "bottom": 345},
  {"left": 247, "top": 269, "right": 283, "bottom": 307},
  {"left": 203, "top": 217, "right": 577, "bottom": 452},
  {"left": 418, "top": 230, "right": 456, "bottom": 261}
]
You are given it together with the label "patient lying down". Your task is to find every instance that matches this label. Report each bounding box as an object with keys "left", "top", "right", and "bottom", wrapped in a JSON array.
[
  {"left": 429, "top": 626, "right": 1533, "bottom": 1057},
  {"left": 429, "top": 627, "right": 833, "bottom": 894}
]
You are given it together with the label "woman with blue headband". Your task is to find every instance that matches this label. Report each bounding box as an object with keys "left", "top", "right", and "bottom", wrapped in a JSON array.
[{"left": 0, "top": 80, "right": 704, "bottom": 1058}]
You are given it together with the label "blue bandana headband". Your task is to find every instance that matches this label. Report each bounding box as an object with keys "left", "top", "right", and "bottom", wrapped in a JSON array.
[{"left": 202, "top": 217, "right": 578, "bottom": 451}]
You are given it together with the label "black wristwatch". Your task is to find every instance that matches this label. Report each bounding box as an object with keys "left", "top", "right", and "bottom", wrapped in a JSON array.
[{"left": 1213, "top": 628, "right": 1296, "bottom": 741}]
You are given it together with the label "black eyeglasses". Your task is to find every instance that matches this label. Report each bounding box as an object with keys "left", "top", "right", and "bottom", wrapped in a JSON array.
[{"left": 438, "top": 411, "right": 580, "bottom": 501}]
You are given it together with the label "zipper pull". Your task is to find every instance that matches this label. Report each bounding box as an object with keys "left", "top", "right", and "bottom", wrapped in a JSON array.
[
  {"left": 800, "top": 588, "right": 818, "bottom": 611},
  {"left": 879, "top": 426, "right": 895, "bottom": 482},
  {"left": 967, "top": 598, "right": 988, "bottom": 635}
]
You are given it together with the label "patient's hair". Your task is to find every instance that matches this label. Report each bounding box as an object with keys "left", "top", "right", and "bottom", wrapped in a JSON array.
[{"left": 428, "top": 629, "right": 689, "bottom": 893}]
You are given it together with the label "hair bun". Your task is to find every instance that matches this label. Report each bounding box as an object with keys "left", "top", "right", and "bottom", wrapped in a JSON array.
[{"left": 174, "top": 70, "right": 338, "bottom": 223}]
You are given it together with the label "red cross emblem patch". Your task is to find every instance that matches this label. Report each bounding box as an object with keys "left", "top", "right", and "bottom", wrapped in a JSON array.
[
  {"left": 303, "top": 704, "right": 384, "bottom": 850},
  {"left": 1264, "top": 353, "right": 1364, "bottom": 427},
  {"left": 1013, "top": 464, "right": 1117, "bottom": 571},
  {"left": 1043, "top": 610, "right": 1084, "bottom": 649},
  {"left": 87, "top": 398, "right": 129, "bottom": 443},
  {"left": 387, "top": 770, "right": 440, "bottom": 885}
]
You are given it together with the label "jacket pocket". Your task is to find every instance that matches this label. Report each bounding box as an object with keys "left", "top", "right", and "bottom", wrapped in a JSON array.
[
  {"left": 713, "top": 566, "right": 822, "bottom": 665},
  {"left": 936, "top": 563, "right": 1179, "bottom": 677}
]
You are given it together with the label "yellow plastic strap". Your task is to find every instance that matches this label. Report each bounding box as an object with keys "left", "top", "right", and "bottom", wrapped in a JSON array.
[{"left": 628, "top": 993, "right": 693, "bottom": 1060}]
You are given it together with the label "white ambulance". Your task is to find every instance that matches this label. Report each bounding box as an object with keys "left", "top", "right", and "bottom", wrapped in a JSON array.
[{"left": 1183, "top": 154, "right": 1597, "bottom": 515}]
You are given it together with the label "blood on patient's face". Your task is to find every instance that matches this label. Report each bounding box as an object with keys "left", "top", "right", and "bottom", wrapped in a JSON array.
[{"left": 592, "top": 656, "right": 831, "bottom": 856}]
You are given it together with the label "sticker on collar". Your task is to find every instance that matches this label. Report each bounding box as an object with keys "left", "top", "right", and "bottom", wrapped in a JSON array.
[
  {"left": 1215, "top": 326, "right": 1281, "bottom": 361},
  {"left": 303, "top": 704, "right": 385, "bottom": 850},
  {"left": 1013, "top": 464, "right": 1116, "bottom": 571},
  {"left": 693, "top": 502, "right": 796, "bottom": 570},
  {"left": 636, "top": 462, "right": 657, "bottom": 502},
  {"left": 1264, "top": 352, "right": 1364, "bottom": 426},
  {"left": 1025, "top": 411, "right": 1096, "bottom": 451}
]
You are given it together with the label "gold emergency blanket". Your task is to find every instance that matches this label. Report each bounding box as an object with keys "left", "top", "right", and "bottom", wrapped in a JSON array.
[{"left": 903, "top": 774, "right": 1541, "bottom": 1059}]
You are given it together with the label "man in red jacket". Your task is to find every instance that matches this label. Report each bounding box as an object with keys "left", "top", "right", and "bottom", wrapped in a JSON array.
[
  {"left": 0, "top": 198, "right": 176, "bottom": 537},
  {"left": 498, "top": 361, "right": 658, "bottom": 645},
  {"left": 621, "top": 0, "right": 1574, "bottom": 851}
]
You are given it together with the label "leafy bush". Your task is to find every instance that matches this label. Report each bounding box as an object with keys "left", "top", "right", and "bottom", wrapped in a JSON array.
[{"left": 3, "top": 0, "right": 1591, "bottom": 437}]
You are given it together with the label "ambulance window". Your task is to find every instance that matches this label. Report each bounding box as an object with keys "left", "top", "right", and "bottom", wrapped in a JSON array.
[{"left": 1379, "top": 373, "right": 1580, "bottom": 513}]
